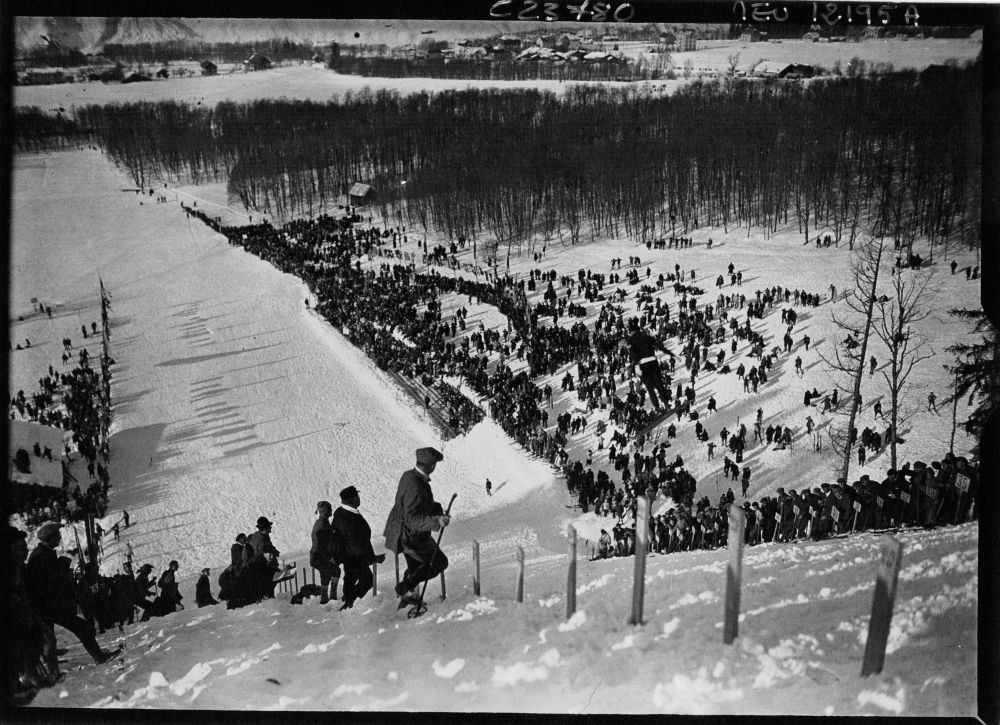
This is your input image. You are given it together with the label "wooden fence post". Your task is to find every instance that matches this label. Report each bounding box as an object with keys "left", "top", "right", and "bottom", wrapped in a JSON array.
[
  {"left": 372, "top": 559, "right": 378, "bottom": 597},
  {"left": 723, "top": 503, "right": 746, "bottom": 645},
  {"left": 293, "top": 561, "right": 299, "bottom": 595},
  {"left": 630, "top": 494, "right": 650, "bottom": 626},
  {"left": 473, "top": 540, "right": 481, "bottom": 596},
  {"left": 861, "top": 537, "right": 904, "bottom": 677},
  {"left": 440, "top": 570, "right": 447, "bottom": 600},
  {"left": 311, "top": 568, "right": 316, "bottom": 586},
  {"left": 566, "top": 524, "right": 577, "bottom": 619},
  {"left": 516, "top": 546, "right": 525, "bottom": 603}
]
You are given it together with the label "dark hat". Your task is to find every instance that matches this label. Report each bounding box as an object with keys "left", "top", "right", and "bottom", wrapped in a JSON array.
[
  {"left": 202, "top": 567, "right": 210, "bottom": 575},
  {"left": 776, "top": 487, "right": 785, "bottom": 493},
  {"left": 416, "top": 447, "right": 444, "bottom": 466},
  {"left": 836, "top": 477, "right": 847, "bottom": 484},
  {"left": 340, "top": 486, "right": 359, "bottom": 503},
  {"left": 256, "top": 516, "right": 273, "bottom": 529},
  {"left": 139, "top": 563, "right": 153, "bottom": 572},
  {"left": 37, "top": 522, "right": 62, "bottom": 544}
]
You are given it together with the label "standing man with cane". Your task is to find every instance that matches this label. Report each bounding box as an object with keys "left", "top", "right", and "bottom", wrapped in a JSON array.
[{"left": 383, "top": 447, "right": 453, "bottom": 609}]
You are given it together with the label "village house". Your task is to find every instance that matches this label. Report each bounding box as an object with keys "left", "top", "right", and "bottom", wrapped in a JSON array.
[{"left": 244, "top": 53, "right": 271, "bottom": 72}]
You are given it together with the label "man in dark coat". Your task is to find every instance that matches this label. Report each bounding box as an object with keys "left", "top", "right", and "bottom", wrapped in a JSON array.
[
  {"left": 334, "top": 486, "right": 386, "bottom": 610},
  {"left": 157, "top": 560, "right": 183, "bottom": 615},
  {"left": 626, "top": 318, "right": 673, "bottom": 411},
  {"left": 249, "top": 517, "right": 281, "bottom": 599},
  {"left": 24, "top": 523, "right": 118, "bottom": 665},
  {"left": 310, "top": 501, "right": 341, "bottom": 605},
  {"left": 196, "top": 568, "right": 219, "bottom": 608},
  {"left": 136, "top": 563, "right": 155, "bottom": 620},
  {"left": 383, "top": 447, "right": 451, "bottom": 606}
]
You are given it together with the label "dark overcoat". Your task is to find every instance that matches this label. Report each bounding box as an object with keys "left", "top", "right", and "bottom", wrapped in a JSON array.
[
  {"left": 382, "top": 469, "right": 442, "bottom": 560},
  {"left": 333, "top": 507, "right": 377, "bottom": 566}
]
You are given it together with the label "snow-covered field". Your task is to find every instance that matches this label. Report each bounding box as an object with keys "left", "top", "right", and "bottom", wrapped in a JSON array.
[{"left": 10, "top": 68, "right": 981, "bottom": 712}]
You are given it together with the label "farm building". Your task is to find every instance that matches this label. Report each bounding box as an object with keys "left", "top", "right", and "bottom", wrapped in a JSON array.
[
  {"left": 675, "top": 31, "right": 697, "bottom": 52},
  {"left": 122, "top": 72, "right": 151, "bottom": 84},
  {"left": 200, "top": 60, "right": 218, "bottom": 76},
  {"left": 557, "top": 34, "right": 580, "bottom": 51},
  {"left": 752, "top": 61, "right": 814, "bottom": 78},
  {"left": 244, "top": 53, "right": 271, "bottom": 72},
  {"left": 740, "top": 28, "right": 763, "bottom": 43},
  {"left": 349, "top": 183, "right": 374, "bottom": 206},
  {"left": 803, "top": 31, "right": 821, "bottom": 42},
  {"left": 499, "top": 34, "right": 522, "bottom": 51},
  {"left": 156, "top": 68, "right": 169, "bottom": 79}
]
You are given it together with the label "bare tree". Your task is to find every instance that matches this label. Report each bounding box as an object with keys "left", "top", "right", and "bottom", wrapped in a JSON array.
[
  {"left": 727, "top": 52, "right": 740, "bottom": 77},
  {"left": 817, "top": 236, "right": 888, "bottom": 481},
  {"left": 872, "top": 266, "right": 936, "bottom": 469}
]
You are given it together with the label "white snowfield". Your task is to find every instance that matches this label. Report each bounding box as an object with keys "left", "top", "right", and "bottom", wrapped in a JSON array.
[{"left": 12, "top": 146, "right": 979, "bottom": 714}]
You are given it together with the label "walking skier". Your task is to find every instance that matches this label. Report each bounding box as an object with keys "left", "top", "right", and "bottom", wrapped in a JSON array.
[{"left": 383, "top": 447, "right": 452, "bottom": 608}]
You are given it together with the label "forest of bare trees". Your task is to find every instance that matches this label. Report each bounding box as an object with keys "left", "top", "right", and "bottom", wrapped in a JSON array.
[{"left": 15, "top": 58, "right": 981, "bottom": 264}]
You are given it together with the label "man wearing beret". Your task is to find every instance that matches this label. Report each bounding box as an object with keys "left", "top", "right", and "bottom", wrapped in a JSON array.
[
  {"left": 334, "top": 486, "right": 386, "bottom": 610},
  {"left": 383, "top": 447, "right": 451, "bottom": 606},
  {"left": 24, "top": 523, "right": 118, "bottom": 665},
  {"left": 310, "top": 501, "right": 341, "bottom": 605}
]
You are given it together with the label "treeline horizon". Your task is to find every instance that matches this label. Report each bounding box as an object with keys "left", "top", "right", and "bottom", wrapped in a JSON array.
[
  {"left": 15, "top": 59, "right": 981, "bottom": 257},
  {"left": 327, "top": 55, "right": 671, "bottom": 83}
]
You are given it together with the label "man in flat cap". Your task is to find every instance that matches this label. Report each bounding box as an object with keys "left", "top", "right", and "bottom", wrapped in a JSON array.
[
  {"left": 383, "top": 447, "right": 451, "bottom": 606},
  {"left": 334, "top": 486, "right": 386, "bottom": 610},
  {"left": 24, "top": 523, "right": 119, "bottom": 665}
]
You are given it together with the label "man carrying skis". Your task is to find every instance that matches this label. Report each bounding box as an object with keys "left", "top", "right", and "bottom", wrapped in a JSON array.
[{"left": 383, "top": 447, "right": 452, "bottom": 607}]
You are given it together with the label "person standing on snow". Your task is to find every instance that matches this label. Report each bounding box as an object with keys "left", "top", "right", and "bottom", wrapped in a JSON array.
[
  {"left": 196, "top": 568, "right": 219, "bottom": 608},
  {"left": 249, "top": 517, "right": 281, "bottom": 599},
  {"left": 383, "top": 447, "right": 452, "bottom": 607},
  {"left": 333, "top": 486, "right": 385, "bottom": 610},
  {"left": 310, "top": 501, "right": 341, "bottom": 605}
]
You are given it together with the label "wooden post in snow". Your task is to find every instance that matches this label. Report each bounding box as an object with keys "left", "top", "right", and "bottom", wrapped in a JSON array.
[
  {"left": 630, "top": 494, "right": 650, "bottom": 626},
  {"left": 723, "top": 503, "right": 746, "bottom": 645},
  {"left": 440, "top": 571, "right": 447, "bottom": 600},
  {"left": 566, "top": 524, "right": 577, "bottom": 619},
  {"left": 861, "top": 537, "right": 904, "bottom": 677},
  {"left": 473, "top": 540, "right": 481, "bottom": 596},
  {"left": 516, "top": 546, "right": 525, "bottom": 603},
  {"left": 372, "top": 559, "right": 378, "bottom": 597}
]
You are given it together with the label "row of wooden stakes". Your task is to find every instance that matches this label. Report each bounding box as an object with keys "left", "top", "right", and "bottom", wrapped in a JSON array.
[{"left": 276, "top": 494, "right": 904, "bottom": 677}]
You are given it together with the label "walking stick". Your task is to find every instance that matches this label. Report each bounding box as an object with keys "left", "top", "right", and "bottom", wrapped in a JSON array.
[{"left": 408, "top": 494, "right": 458, "bottom": 619}]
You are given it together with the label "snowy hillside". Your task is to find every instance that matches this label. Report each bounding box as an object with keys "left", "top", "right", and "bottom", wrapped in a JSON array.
[
  {"left": 10, "top": 109, "right": 980, "bottom": 714},
  {"left": 27, "top": 522, "right": 977, "bottom": 713}
]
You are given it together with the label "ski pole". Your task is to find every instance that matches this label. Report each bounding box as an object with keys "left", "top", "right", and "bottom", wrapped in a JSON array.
[{"left": 408, "top": 493, "right": 457, "bottom": 618}]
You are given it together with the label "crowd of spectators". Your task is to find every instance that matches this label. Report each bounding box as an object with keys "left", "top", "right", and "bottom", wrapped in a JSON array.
[
  {"left": 184, "top": 207, "right": 979, "bottom": 570},
  {"left": 593, "top": 451, "right": 980, "bottom": 560}
]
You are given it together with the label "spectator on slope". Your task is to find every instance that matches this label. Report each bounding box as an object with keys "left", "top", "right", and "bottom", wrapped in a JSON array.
[
  {"left": 24, "top": 523, "right": 119, "bottom": 666},
  {"left": 383, "top": 447, "right": 452, "bottom": 608},
  {"left": 249, "top": 517, "right": 281, "bottom": 599},
  {"left": 156, "top": 560, "right": 183, "bottom": 615},
  {"left": 135, "top": 563, "right": 155, "bottom": 620},
  {"left": 626, "top": 317, "right": 673, "bottom": 413},
  {"left": 310, "top": 501, "right": 342, "bottom": 605},
  {"left": 8, "top": 523, "right": 62, "bottom": 697},
  {"left": 196, "top": 568, "right": 219, "bottom": 608},
  {"left": 333, "top": 486, "right": 386, "bottom": 610}
]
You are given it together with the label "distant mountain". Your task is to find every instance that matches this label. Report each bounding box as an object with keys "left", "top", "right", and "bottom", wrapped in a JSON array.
[{"left": 15, "top": 17, "right": 730, "bottom": 55}]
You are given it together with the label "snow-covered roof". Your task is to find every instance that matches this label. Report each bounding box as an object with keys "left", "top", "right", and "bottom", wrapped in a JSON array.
[{"left": 349, "top": 183, "right": 372, "bottom": 196}]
